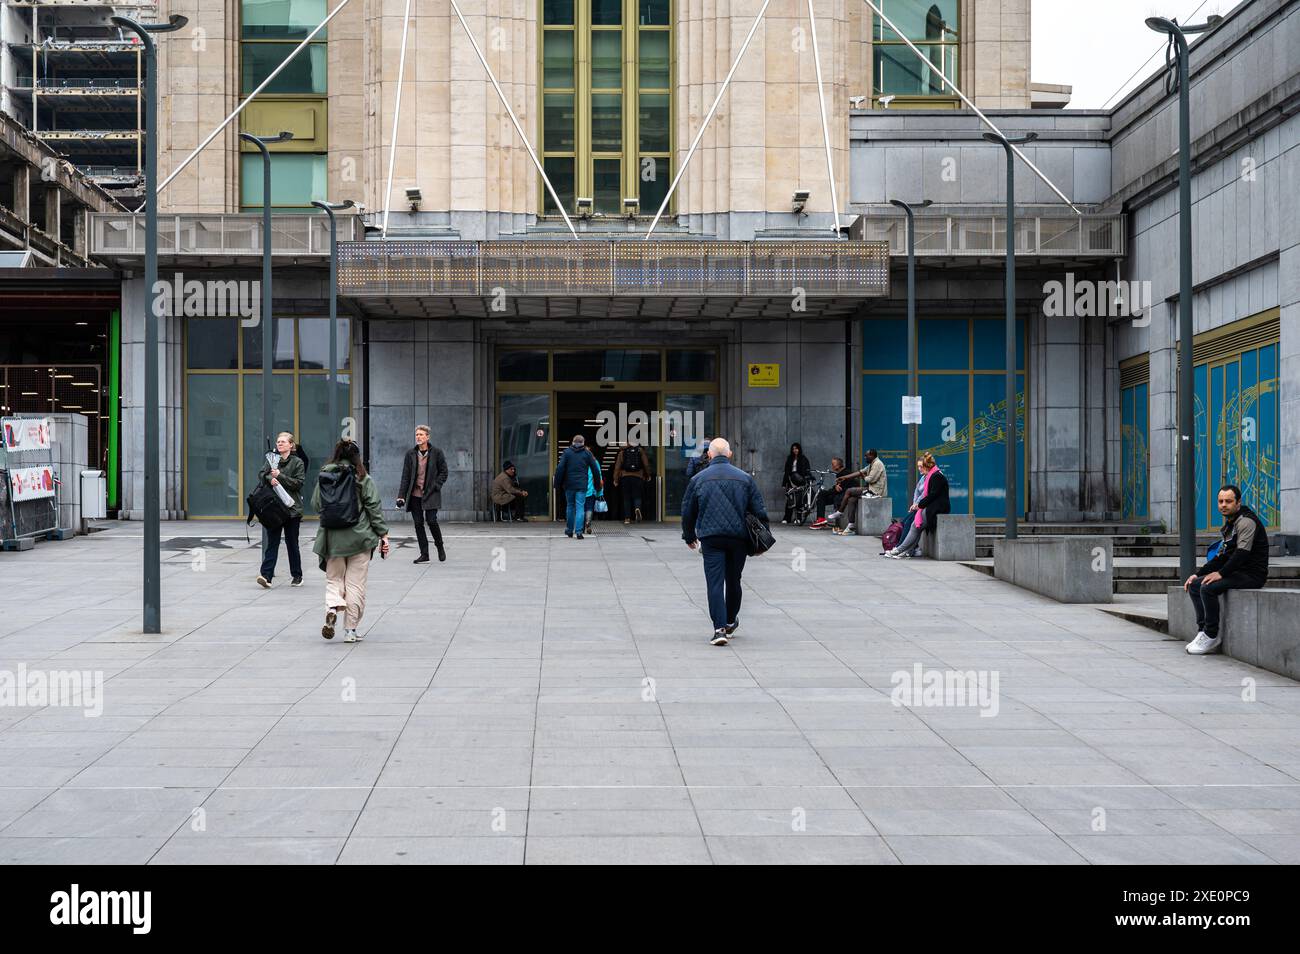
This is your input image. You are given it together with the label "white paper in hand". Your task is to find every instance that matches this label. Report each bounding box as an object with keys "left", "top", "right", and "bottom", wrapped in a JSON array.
[{"left": 272, "top": 482, "right": 293, "bottom": 508}]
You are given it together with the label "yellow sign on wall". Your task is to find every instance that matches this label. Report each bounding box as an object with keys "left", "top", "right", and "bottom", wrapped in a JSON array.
[{"left": 747, "top": 363, "right": 780, "bottom": 387}]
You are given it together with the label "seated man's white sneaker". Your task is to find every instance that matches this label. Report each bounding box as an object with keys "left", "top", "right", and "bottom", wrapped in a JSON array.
[{"left": 1186, "top": 631, "right": 1222, "bottom": 655}]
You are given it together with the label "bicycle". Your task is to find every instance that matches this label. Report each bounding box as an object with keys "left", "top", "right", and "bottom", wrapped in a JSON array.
[{"left": 785, "top": 468, "right": 834, "bottom": 526}]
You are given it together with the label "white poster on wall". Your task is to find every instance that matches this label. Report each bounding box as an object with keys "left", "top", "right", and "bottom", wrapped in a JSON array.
[
  {"left": 1, "top": 417, "right": 53, "bottom": 451},
  {"left": 9, "top": 465, "right": 56, "bottom": 501}
]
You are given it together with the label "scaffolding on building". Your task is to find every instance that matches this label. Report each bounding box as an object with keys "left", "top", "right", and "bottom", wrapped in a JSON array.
[{"left": 1, "top": 0, "right": 159, "bottom": 203}]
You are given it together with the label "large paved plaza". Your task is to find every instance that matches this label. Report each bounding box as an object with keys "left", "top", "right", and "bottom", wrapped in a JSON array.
[{"left": 1, "top": 520, "right": 1298, "bottom": 865}]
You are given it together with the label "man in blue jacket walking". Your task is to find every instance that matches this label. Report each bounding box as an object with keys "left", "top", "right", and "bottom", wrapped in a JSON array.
[
  {"left": 681, "top": 437, "right": 770, "bottom": 645},
  {"left": 553, "top": 434, "right": 603, "bottom": 539}
]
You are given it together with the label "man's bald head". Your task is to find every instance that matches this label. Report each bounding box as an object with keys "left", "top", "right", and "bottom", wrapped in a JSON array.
[{"left": 707, "top": 438, "right": 732, "bottom": 459}]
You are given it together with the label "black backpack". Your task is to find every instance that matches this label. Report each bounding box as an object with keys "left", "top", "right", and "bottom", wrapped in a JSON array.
[
  {"left": 317, "top": 466, "right": 361, "bottom": 529},
  {"left": 246, "top": 483, "right": 290, "bottom": 530},
  {"left": 622, "top": 446, "right": 642, "bottom": 472}
]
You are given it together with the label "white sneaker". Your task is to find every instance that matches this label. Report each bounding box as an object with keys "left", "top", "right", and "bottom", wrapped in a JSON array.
[
  {"left": 343, "top": 629, "right": 358, "bottom": 643},
  {"left": 1186, "top": 631, "right": 1221, "bottom": 655}
]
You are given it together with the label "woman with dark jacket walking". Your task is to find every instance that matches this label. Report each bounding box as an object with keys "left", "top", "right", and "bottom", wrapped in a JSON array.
[
  {"left": 781, "top": 441, "right": 811, "bottom": 524},
  {"left": 886, "top": 453, "right": 950, "bottom": 558},
  {"left": 256, "top": 431, "right": 306, "bottom": 588},
  {"left": 312, "top": 440, "right": 390, "bottom": 643}
]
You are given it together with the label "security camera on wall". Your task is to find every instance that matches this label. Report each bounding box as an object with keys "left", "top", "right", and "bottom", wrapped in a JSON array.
[
  {"left": 575, "top": 197, "right": 594, "bottom": 219},
  {"left": 792, "top": 190, "right": 810, "bottom": 216},
  {"left": 849, "top": 95, "right": 867, "bottom": 109}
]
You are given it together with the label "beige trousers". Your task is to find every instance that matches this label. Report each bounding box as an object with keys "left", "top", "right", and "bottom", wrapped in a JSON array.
[{"left": 325, "top": 550, "right": 371, "bottom": 629}]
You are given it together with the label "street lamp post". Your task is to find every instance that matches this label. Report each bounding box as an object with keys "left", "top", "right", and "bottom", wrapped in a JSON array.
[
  {"left": 310, "top": 199, "right": 355, "bottom": 443},
  {"left": 888, "top": 198, "right": 933, "bottom": 503},
  {"left": 111, "top": 13, "right": 186, "bottom": 635},
  {"left": 238, "top": 131, "right": 293, "bottom": 463},
  {"left": 1147, "top": 14, "right": 1221, "bottom": 582},
  {"left": 983, "top": 130, "right": 1038, "bottom": 541}
]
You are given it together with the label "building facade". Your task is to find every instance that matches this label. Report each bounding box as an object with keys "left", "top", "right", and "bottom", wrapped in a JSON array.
[{"left": 4, "top": 0, "right": 1296, "bottom": 548}]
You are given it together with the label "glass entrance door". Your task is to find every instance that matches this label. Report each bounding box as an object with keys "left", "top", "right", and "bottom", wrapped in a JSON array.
[{"left": 497, "top": 392, "right": 551, "bottom": 519}]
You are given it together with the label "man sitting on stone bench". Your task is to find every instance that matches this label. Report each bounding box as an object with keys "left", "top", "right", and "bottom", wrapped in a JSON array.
[
  {"left": 821, "top": 449, "right": 887, "bottom": 534},
  {"left": 1183, "top": 484, "right": 1270, "bottom": 656}
]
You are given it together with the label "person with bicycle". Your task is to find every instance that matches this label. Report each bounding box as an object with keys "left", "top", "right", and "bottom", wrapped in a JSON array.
[{"left": 781, "top": 442, "right": 811, "bottom": 524}]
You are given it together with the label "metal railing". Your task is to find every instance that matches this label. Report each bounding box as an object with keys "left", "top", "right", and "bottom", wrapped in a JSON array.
[
  {"left": 852, "top": 206, "right": 1125, "bottom": 257},
  {"left": 90, "top": 213, "right": 362, "bottom": 257},
  {"left": 337, "top": 239, "right": 892, "bottom": 298}
]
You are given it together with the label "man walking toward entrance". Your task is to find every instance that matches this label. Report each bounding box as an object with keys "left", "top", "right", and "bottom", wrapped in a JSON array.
[
  {"left": 396, "top": 425, "right": 449, "bottom": 563},
  {"left": 681, "top": 437, "right": 769, "bottom": 646},
  {"left": 614, "top": 440, "right": 651, "bottom": 524},
  {"left": 553, "top": 434, "right": 602, "bottom": 539},
  {"left": 1183, "top": 484, "right": 1270, "bottom": 655}
]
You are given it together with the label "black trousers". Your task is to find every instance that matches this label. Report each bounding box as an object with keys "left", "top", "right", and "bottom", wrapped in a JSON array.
[
  {"left": 1188, "top": 572, "right": 1265, "bottom": 637},
  {"left": 620, "top": 476, "right": 645, "bottom": 517},
  {"left": 409, "top": 496, "right": 443, "bottom": 555},
  {"left": 497, "top": 496, "right": 526, "bottom": 520},
  {"left": 261, "top": 516, "right": 302, "bottom": 580},
  {"left": 700, "top": 536, "right": 748, "bottom": 631},
  {"left": 814, "top": 487, "right": 839, "bottom": 519}
]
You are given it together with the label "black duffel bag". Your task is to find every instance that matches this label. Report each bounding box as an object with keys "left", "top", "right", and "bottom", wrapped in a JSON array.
[
  {"left": 246, "top": 482, "right": 291, "bottom": 531},
  {"left": 745, "top": 512, "right": 775, "bottom": 556}
]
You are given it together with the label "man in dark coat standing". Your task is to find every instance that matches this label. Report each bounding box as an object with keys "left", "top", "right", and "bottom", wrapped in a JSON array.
[
  {"left": 681, "top": 437, "right": 769, "bottom": 646},
  {"left": 396, "top": 424, "right": 449, "bottom": 563},
  {"left": 552, "top": 434, "right": 602, "bottom": 539}
]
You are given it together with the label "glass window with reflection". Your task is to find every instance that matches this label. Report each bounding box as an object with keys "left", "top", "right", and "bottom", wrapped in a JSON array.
[{"left": 540, "top": 0, "right": 672, "bottom": 218}]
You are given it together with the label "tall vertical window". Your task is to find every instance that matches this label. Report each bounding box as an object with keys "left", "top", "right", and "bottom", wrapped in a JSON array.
[
  {"left": 185, "top": 317, "right": 351, "bottom": 517},
  {"left": 240, "top": 0, "right": 329, "bottom": 210},
  {"left": 541, "top": 1, "right": 672, "bottom": 218},
  {"left": 872, "top": 0, "right": 958, "bottom": 106}
]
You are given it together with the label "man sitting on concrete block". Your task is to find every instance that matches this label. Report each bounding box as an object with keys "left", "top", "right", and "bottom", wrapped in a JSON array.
[
  {"left": 1183, "top": 484, "right": 1270, "bottom": 655},
  {"left": 820, "top": 448, "right": 887, "bottom": 534}
]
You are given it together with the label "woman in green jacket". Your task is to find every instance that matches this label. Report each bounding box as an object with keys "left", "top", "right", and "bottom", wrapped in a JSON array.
[
  {"left": 312, "top": 440, "right": 390, "bottom": 643},
  {"left": 256, "top": 431, "right": 306, "bottom": 588}
]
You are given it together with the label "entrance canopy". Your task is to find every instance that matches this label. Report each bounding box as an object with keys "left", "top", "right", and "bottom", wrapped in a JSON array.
[{"left": 336, "top": 239, "right": 891, "bottom": 320}]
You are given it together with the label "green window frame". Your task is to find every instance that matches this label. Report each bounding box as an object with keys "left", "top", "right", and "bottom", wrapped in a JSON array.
[
  {"left": 184, "top": 315, "right": 352, "bottom": 518},
  {"left": 541, "top": 0, "right": 673, "bottom": 218},
  {"left": 871, "top": 0, "right": 959, "bottom": 105},
  {"left": 239, "top": 0, "right": 328, "bottom": 207}
]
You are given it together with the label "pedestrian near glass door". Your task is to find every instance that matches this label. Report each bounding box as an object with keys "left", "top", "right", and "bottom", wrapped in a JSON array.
[
  {"left": 396, "top": 425, "right": 449, "bottom": 564},
  {"left": 256, "top": 431, "right": 305, "bottom": 588}
]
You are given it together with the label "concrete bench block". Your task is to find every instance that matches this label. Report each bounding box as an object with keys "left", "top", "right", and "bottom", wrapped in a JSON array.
[
  {"left": 853, "top": 496, "right": 892, "bottom": 535},
  {"left": 1166, "top": 585, "right": 1298, "bottom": 680},
  {"left": 920, "top": 513, "right": 975, "bottom": 560},
  {"left": 993, "top": 536, "right": 1113, "bottom": 603}
]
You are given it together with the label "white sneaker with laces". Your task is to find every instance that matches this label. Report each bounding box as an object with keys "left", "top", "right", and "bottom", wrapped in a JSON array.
[
  {"left": 343, "top": 629, "right": 359, "bottom": 643},
  {"left": 1186, "top": 631, "right": 1221, "bottom": 655}
]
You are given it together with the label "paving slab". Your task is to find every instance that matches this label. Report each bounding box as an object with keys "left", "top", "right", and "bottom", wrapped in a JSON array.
[{"left": 1, "top": 519, "right": 1296, "bottom": 865}]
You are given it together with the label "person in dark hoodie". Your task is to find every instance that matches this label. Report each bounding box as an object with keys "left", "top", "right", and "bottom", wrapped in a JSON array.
[
  {"left": 1183, "top": 484, "right": 1270, "bottom": 656},
  {"left": 552, "top": 434, "right": 602, "bottom": 539}
]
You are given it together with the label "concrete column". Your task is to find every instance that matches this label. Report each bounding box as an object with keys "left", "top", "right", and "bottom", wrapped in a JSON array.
[
  {"left": 44, "top": 187, "right": 60, "bottom": 263},
  {"left": 72, "top": 207, "right": 88, "bottom": 260},
  {"left": 118, "top": 278, "right": 185, "bottom": 520},
  {"left": 12, "top": 163, "right": 29, "bottom": 222}
]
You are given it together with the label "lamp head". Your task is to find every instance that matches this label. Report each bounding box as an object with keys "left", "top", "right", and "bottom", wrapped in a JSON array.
[{"left": 1145, "top": 16, "right": 1178, "bottom": 35}]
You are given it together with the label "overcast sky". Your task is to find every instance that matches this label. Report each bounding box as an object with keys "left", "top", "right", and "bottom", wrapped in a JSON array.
[{"left": 1031, "top": 0, "right": 1236, "bottom": 109}]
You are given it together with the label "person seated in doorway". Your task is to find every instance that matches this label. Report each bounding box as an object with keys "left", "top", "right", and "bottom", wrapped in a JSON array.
[
  {"left": 1183, "top": 484, "right": 1270, "bottom": 656},
  {"left": 491, "top": 460, "right": 528, "bottom": 521}
]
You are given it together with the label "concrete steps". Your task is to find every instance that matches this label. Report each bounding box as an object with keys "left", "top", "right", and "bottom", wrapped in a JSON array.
[{"left": 960, "top": 560, "right": 1300, "bottom": 594}]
